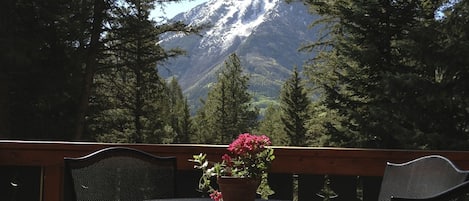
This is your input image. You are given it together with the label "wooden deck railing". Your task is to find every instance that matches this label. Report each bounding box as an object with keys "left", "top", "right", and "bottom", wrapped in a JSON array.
[{"left": 2, "top": 140, "right": 469, "bottom": 201}]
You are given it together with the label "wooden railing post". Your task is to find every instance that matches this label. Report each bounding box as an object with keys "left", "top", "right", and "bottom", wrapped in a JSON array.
[{"left": 42, "top": 164, "right": 63, "bottom": 201}]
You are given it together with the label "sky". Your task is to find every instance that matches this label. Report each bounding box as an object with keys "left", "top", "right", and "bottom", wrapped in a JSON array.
[{"left": 152, "top": 0, "right": 208, "bottom": 19}]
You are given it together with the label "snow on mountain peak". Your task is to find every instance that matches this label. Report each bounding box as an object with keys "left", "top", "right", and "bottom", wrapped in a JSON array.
[
  {"left": 182, "top": 0, "right": 279, "bottom": 54},
  {"left": 160, "top": 0, "right": 319, "bottom": 109}
]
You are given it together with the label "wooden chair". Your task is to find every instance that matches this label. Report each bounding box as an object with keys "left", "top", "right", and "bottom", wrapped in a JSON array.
[
  {"left": 64, "top": 147, "right": 177, "bottom": 201},
  {"left": 378, "top": 155, "right": 469, "bottom": 201}
]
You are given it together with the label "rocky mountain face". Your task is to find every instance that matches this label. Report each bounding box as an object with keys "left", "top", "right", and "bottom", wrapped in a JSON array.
[{"left": 160, "top": 0, "right": 319, "bottom": 109}]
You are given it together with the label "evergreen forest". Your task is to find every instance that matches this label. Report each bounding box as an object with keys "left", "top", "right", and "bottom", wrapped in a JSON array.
[{"left": 1, "top": 0, "right": 468, "bottom": 150}]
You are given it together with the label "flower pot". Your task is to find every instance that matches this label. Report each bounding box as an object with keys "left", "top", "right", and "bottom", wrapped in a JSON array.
[{"left": 217, "top": 177, "right": 260, "bottom": 201}]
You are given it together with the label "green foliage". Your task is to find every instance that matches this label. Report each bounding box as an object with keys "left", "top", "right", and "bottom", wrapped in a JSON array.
[
  {"left": 280, "top": 67, "right": 312, "bottom": 146},
  {"left": 1, "top": 0, "right": 96, "bottom": 139},
  {"left": 256, "top": 104, "right": 289, "bottom": 146},
  {"left": 89, "top": 0, "right": 164, "bottom": 143},
  {"left": 191, "top": 133, "right": 275, "bottom": 199},
  {"left": 306, "top": 101, "right": 346, "bottom": 147},
  {"left": 304, "top": 0, "right": 469, "bottom": 149},
  {"left": 167, "top": 78, "right": 194, "bottom": 143},
  {"left": 2, "top": 0, "right": 200, "bottom": 141},
  {"left": 88, "top": 0, "right": 198, "bottom": 143},
  {"left": 193, "top": 53, "right": 259, "bottom": 144}
]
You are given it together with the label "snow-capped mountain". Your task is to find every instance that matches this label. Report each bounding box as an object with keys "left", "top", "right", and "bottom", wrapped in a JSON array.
[
  {"left": 190, "top": 0, "right": 277, "bottom": 55},
  {"left": 160, "top": 0, "right": 319, "bottom": 109}
]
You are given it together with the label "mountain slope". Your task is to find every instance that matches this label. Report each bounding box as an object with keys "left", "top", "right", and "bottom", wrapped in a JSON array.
[{"left": 160, "top": 0, "right": 319, "bottom": 109}]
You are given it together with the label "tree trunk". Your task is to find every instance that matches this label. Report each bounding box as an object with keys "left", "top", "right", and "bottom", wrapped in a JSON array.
[
  {"left": 73, "top": 0, "right": 106, "bottom": 140},
  {"left": 134, "top": 70, "right": 143, "bottom": 143}
]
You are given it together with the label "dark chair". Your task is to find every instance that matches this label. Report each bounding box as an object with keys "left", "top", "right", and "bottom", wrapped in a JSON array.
[
  {"left": 64, "top": 147, "right": 177, "bottom": 201},
  {"left": 378, "top": 155, "right": 469, "bottom": 201}
]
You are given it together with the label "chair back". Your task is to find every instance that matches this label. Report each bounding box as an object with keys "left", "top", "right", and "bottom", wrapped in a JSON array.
[
  {"left": 64, "top": 147, "right": 176, "bottom": 201},
  {"left": 378, "top": 155, "right": 469, "bottom": 201}
]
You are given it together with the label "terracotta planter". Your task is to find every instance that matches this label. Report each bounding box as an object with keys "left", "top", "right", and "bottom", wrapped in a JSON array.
[{"left": 217, "top": 177, "right": 260, "bottom": 201}]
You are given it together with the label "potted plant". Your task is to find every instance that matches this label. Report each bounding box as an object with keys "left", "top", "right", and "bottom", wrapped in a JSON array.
[{"left": 191, "top": 133, "right": 276, "bottom": 201}]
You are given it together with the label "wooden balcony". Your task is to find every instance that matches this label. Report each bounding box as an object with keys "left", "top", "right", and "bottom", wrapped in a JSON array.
[{"left": 2, "top": 140, "right": 469, "bottom": 201}]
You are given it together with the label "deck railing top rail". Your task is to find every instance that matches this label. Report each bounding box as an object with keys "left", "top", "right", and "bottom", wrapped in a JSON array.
[
  {"left": 3, "top": 140, "right": 469, "bottom": 175},
  {"left": 3, "top": 140, "right": 469, "bottom": 201}
]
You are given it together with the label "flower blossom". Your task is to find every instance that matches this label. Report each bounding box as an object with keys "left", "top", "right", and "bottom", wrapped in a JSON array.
[
  {"left": 192, "top": 133, "right": 275, "bottom": 201},
  {"left": 228, "top": 133, "right": 271, "bottom": 156},
  {"left": 210, "top": 190, "right": 223, "bottom": 201},
  {"left": 222, "top": 154, "right": 233, "bottom": 166}
]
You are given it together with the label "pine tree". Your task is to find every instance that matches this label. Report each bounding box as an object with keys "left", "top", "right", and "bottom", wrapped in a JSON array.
[
  {"left": 411, "top": 0, "right": 469, "bottom": 149},
  {"left": 178, "top": 97, "right": 193, "bottom": 143},
  {"left": 2, "top": 0, "right": 97, "bottom": 140},
  {"left": 167, "top": 78, "right": 193, "bottom": 143},
  {"left": 256, "top": 104, "right": 288, "bottom": 146},
  {"left": 1, "top": 0, "right": 201, "bottom": 141},
  {"left": 306, "top": 101, "right": 345, "bottom": 147},
  {"left": 78, "top": 0, "right": 202, "bottom": 141},
  {"left": 304, "top": 0, "right": 469, "bottom": 149},
  {"left": 74, "top": 0, "right": 108, "bottom": 140},
  {"left": 192, "top": 100, "right": 210, "bottom": 143},
  {"left": 89, "top": 0, "right": 200, "bottom": 143},
  {"left": 280, "top": 67, "right": 311, "bottom": 146},
  {"left": 194, "top": 53, "right": 258, "bottom": 144}
]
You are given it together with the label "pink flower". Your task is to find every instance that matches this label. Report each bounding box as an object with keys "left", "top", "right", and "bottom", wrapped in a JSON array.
[
  {"left": 228, "top": 133, "right": 271, "bottom": 156},
  {"left": 210, "top": 190, "right": 223, "bottom": 201},
  {"left": 222, "top": 154, "right": 233, "bottom": 166},
  {"left": 192, "top": 133, "right": 274, "bottom": 200}
]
